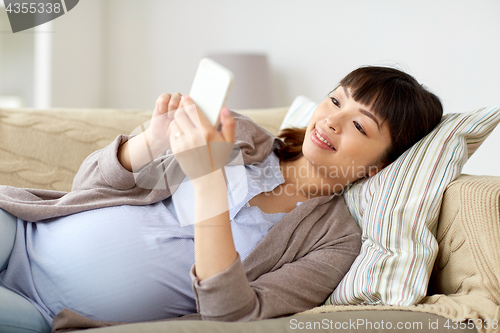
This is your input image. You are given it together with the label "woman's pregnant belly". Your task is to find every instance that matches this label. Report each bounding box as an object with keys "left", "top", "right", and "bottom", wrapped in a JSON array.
[{"left": 28, "top": 202, "right": 197, "bottom": 322}]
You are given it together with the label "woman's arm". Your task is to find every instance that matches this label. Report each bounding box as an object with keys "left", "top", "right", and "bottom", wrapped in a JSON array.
[
  {"left": 71, "top": 135, "right": 138, "bottom": 191},
  {"left": 189, "top": 202, "right": 362, "bottom": 321},
  {"left": 191, "top": 170, "right": 238, "bottom": 280},
  {"left": 72, "top": 93, "right": 181, "bottom": 192}
]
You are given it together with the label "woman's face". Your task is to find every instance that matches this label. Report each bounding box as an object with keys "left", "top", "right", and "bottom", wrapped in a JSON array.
[{"left": 302, "top": 86, "right": 392, "bottom": 191}]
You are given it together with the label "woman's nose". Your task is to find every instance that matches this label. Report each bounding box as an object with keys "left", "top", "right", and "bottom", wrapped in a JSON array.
[{"left": 325, "top": 113, "right": 344, "bottom": 134}]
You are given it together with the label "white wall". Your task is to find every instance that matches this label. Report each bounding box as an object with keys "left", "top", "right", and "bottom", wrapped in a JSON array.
[
  {"left": 31, "top": 0, "right": 500, "bottom": 175},
  {"left": 0, "top": 7, "right": 34, "bottom": 106},
  {"left": 50, "top": 0, "right": 105, "bottom": 108}
]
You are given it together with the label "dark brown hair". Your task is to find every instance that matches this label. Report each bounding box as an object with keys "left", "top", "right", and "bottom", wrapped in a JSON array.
[{"left": 274, "top": 66, "right": 443, "bottom": 167}]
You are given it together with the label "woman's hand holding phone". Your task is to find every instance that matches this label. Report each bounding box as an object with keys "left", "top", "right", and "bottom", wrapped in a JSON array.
[
  {"left": 168, "top": 94, "right": 235, "bottom": 181},
  {"left": 141, "top": 58, "right": 234, "bottom": 180},
  {"left": 119, "top": 57, "right": 234, "bottom": 192}
]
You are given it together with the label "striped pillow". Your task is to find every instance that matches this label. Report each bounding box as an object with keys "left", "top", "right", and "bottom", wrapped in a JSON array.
[{"left": 280, "top": 98, "right": 500, "bottom": 306}]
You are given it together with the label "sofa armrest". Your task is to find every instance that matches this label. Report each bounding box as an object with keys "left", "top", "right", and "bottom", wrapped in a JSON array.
[{"left": 429, "top": 174, "right": 500, "bottom": 308}]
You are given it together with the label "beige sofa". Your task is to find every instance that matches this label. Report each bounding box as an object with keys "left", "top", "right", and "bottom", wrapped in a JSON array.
[{"left": 0, "top": 106, "right": 499, "bottom": 333}]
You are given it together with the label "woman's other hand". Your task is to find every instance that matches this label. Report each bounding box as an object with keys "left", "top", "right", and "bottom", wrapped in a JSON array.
[
  {"left": 145, "top": 92, "right": 183, "bottom": 149},
  {"left": 169, "top": 95, "right": 235, "bottom": 181},
  {"left": 118, "top": 92, "right": 181, "bottom": 173}
]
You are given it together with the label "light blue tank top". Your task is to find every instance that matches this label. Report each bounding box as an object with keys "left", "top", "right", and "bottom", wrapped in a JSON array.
[{"left": 0, "top": 151, "right": 292, "bottom": 325}]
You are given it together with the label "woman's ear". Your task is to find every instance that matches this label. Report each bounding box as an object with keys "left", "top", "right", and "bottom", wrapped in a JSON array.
[
  {"left": 367, "top": 147, "right": 390, "bottom": 177},
  {"left": 367, "top": 167, "right": 379, "bottom": 178},
  {"left": 367, "top": 162, "right": 386, "bottom": 178}
]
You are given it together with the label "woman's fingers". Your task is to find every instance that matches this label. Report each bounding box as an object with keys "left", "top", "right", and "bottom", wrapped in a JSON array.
[
  {"left": 154, "top": 93, "right": 171, "bottom": 117},
  {"left": 220, "top": 107, "right": 235, "bottom": 143},
  {"left": 168, "top": 92, "right": 182, "bottom": 112},
  {"left": 153, "top": 92, "right": 184, "bottom": 118},
  {"left": 171, "top": 96, "right": 207, "bottom": 151},
  {"left": 173, "top": 95, "right": 234, "bottom": 145},
  {"left": 170, "top": 96, "right": 235, "bottom": 179},
  {"left": 152, "top": 94, "right": 233, "bottom": 144},
  {"left": 179, "top": 95, "right": 213, "bottom": 134},
  {"left": 173, "top": 105, "right": 196, "bottom": 135}
]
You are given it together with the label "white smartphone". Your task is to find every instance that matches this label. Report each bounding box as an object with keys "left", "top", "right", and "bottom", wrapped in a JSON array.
[{"left": 189, "top": 58, "right": 234, "bottom": 126}]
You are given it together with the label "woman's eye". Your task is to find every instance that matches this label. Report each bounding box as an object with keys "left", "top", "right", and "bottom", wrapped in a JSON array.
[
  {"left": 354, "top": 122, "right": 366, "bottom": 135},
  {"left": 330, "top": 97, "right": 340, "bottom": 107}
]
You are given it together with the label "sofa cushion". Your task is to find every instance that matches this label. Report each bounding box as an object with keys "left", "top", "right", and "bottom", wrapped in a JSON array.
[
  {"left": 280, "top": 97, "right": 500, "bottom": 306},
  {"left": 83, "top": 310, "right": 477, "bottom": 333},
  {"left": 236, "top": 107, "right": 289, "bottom": 135}
]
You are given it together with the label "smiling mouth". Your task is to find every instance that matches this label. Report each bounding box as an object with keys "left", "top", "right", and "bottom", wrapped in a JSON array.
[{"left": 314, "top": 128, "right": 336, "bottom": 150}]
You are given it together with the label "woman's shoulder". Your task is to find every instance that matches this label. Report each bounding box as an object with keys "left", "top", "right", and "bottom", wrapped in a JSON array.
[
  {"left": 229, "top": 110, "right": 274, "bottom": 140},
  {"left": 290, "top": 195, "right": 362, "bottom": 260},
  {"left": 228, "top": 110, "right": 284, "bottom": 165},
  {"left": 300, "top": 194, "right": 361, "bottom": 238}
]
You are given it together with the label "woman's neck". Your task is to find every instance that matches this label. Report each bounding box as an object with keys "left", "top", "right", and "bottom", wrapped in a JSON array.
[{"left": 279, "top": 156, "right": 341, "bottom": 199}]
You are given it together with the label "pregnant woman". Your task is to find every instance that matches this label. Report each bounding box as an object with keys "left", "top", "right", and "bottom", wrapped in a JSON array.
[{"left": 0, "top": 66, "right": 443, "bottom": 332}]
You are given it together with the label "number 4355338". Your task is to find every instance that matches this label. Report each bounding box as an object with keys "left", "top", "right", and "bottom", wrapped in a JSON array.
[
  {"left": 5, "top": 2, "right": 62, "bottom": 14},
  {"left": 445, "top": 319, "right": 498, "bottom": 330}
]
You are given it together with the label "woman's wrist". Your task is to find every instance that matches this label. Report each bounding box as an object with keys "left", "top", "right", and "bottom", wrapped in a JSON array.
[
  {"left": 192, "top": 168, "right": 227, "bottom": 193},
  {"left": 192, "top": 169, "right": 229, "bottom": 224},
  {"left": 144, "top": 128, "right": 170, "bottom": 156},
  {"left": 192, "top": 168, "right": 235, "bottom": 281},
  {"left": 117, "top": 132, "right": 156, "bottom": 173}
]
